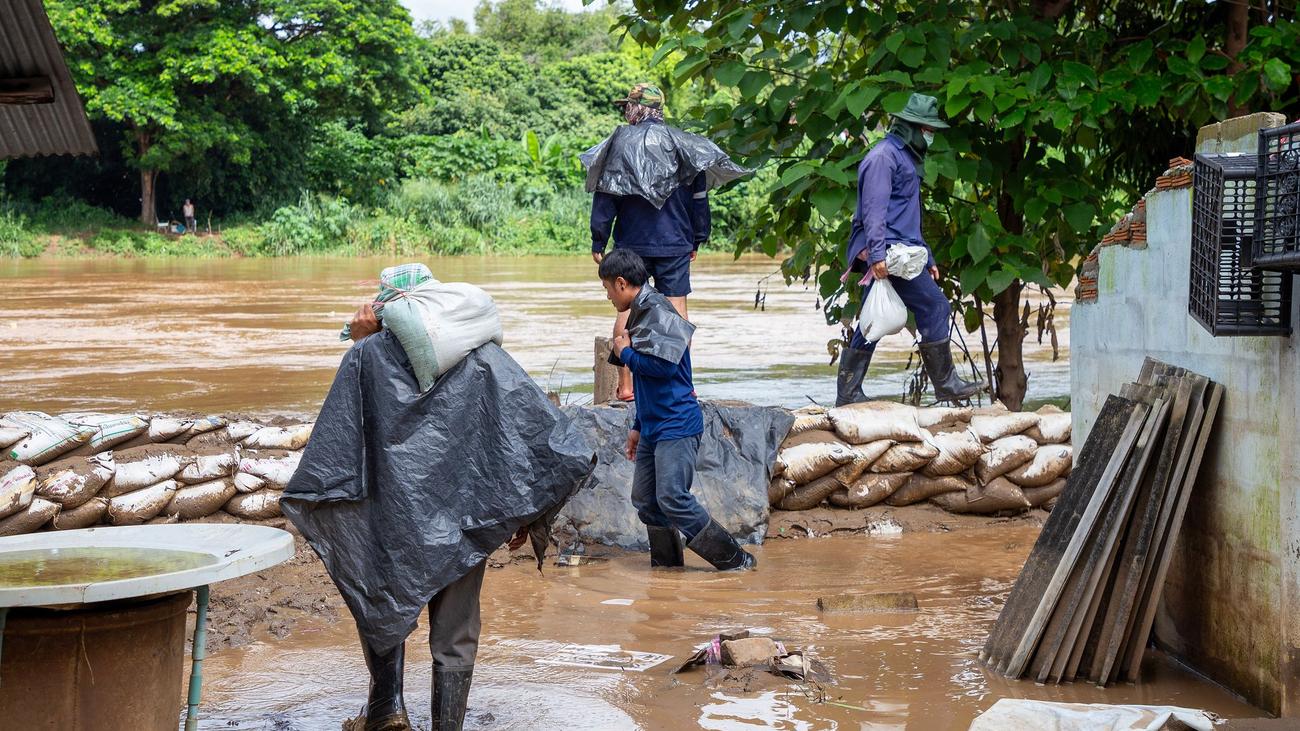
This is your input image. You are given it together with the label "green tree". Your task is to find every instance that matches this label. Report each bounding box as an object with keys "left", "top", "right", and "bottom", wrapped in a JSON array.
[
  {"left": 48, "top": 0, "right": 418, "bottom": 224},
  {"left": 474, "top": 0, "right": 618, "bottom": 62},
  {"left": 620, "top": 0, "right": 1300, "bottom": 409}
]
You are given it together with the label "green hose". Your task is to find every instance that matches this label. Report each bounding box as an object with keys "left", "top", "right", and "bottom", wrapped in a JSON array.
[{"left": 184, "top": 585, "right": 210, "bottom": 731}]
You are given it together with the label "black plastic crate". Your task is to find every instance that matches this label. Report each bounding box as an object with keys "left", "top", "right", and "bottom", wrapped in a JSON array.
[
  {"left": 1253, "top": 121, "right": 1300, "bottom": 269},
  {"left": 1189, "top": 152, "right": 1292, "bottom": 336}
]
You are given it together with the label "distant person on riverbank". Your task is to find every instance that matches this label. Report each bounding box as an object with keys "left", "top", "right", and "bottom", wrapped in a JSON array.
[
  {"left": 837, "top": 93, "right": 982, "bottom": 406},
  {"left": 182, "top": 199, "right": 196, "bottom": 234},
  {"left": 585, "top": 83, "right": 749, "bottom": 401},
  {"left": 599, "top": 248, "right": 756, "bottom": 572}
]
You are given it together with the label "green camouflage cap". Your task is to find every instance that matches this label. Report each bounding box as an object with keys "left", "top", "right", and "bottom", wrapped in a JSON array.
[{"left": 613, "top": 83, "right": 664, "bottom": 110}]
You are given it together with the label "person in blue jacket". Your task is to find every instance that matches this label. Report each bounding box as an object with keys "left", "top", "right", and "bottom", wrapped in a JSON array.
[
  {"left": 838, "top": 93, "right": 983, "bottom": 406},
  {"left": 598, "top": 248, "right": 755, "bottom": 571},
  {"left": 591, "top": 83, "right": 710, "bottom": 401}
]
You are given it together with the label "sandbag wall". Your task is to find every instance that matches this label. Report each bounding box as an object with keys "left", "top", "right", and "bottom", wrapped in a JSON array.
[
  {"left": 0, "top": 412, "right": 310, "bottom": 536},
  {"left": 770, "top": 402, "right": 1074, "bottom": 515}
]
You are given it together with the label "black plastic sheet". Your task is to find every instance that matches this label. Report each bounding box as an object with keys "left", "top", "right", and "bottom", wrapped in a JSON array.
[
  {"left": 627, "top": 286, "right": 694, "bottom": 364},
  {"left": 580, "top": 123, "right": 751, "bottom": 209},
  {"left": 281, "top": 333, "right": 594, "bottom": 654}
]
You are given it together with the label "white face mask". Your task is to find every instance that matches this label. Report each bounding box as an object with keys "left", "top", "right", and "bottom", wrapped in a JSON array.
[{"left": 922, "top": 130, "right": 935, "bottom": 147}]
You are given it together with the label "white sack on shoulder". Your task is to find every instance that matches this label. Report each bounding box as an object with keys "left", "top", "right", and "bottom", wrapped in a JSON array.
[{"left": 382, "top": 280, "right": 504, "bottom": 392}]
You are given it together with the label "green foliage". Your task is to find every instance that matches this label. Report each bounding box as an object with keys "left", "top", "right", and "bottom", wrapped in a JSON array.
[
  {"left": 0, "top": 210, "right": 44, "bottom": 258},
  {"left": 622, "top": 0, "right": 1300, "bottom": 406},
  {"left": 306, "top": 123, "right": 400, "bottom": 205},
  {"left": 473, "top": 0, "right": 619, "bottom": 62},
  {"left": 258, "top": 194, "right": 364, "bottom": 256}
]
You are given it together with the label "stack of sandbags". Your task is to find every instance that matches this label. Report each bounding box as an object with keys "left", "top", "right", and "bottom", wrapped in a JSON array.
[
  {"left": 770, "top": 403, "right": 1072, "bottom": 516},
  {"left": 0, "top": 411, "right": 313, "bottom": 536}
]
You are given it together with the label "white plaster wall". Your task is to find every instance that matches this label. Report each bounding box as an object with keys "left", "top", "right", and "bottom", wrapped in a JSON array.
[{"left": 1069, "top": 124, "right": 1293, "bottom": 712}]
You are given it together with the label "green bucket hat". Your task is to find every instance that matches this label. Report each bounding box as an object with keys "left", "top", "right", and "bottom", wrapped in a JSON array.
[
  {"left": 893, "top": 93, "right": 949, "bottom": 129},
  {"left": 613, "top": 83, "right": 664, "bottom": 110}
]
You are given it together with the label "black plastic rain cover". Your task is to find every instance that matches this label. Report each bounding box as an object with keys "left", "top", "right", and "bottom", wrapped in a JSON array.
[
  {"left": 628, "top": 286, "right": 695, "bottom": 364},
  {"left": 580, "top": 123, "right": 752, "bottom": 209},
  {"left": 281, "top": 333, "right": 595, "bottom": 654}
]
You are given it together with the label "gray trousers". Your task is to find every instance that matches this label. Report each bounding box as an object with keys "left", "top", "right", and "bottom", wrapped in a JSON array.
[{"left": 429, "top": 559, "right": 487, "bottom": 670}]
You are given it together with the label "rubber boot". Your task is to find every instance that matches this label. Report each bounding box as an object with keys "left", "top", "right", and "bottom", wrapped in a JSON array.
[
  {"left": 359, "top": 641, "right": 409, "bottom": 731},
  {"left": 835, "top": 347, "right": 873, "bottom": 407},
  {"left": 686, "top": 519, "right": 756, "bottom": 571},
  {"left": 647, "top": 525, "right": 684, "bottom": 567},
  {"left": 431, "top": 667, "right": 474, "bottom": 731},
  {"left": 918, "top": 340, "right": 983, "bottom": 402}
]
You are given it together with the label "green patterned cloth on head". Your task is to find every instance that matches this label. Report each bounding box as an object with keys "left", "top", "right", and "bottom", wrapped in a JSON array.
[{"left": 339, "top": 263, "right": 435, "bottom": 341}]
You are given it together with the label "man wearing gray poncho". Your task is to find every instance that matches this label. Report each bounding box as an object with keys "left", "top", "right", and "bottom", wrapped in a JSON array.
[{"left": 282, "top": 295, "right": 593, "bottom": 731}]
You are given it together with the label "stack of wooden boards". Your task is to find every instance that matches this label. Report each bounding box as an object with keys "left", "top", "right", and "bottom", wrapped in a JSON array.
[{"left": 980, "top": 358, "right": 1223, "bottom": 686}]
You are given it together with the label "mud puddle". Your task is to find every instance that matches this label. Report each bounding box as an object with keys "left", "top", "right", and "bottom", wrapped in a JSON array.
[
  {"left": 0, "top": 256, "right": 1070, "bottom": 415},
  {"left": 194, "top": 528, "right": 1258, "bottom": 730}
]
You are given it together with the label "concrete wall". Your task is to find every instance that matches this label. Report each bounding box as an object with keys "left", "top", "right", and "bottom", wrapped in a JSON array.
[{"left": 1071, "top": 113, "right": 1295, "bottom": 715}]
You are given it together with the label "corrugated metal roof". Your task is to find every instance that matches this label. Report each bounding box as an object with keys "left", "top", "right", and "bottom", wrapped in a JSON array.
[{"left": 0, "top": 0, "right": 97, "bottom": 159}]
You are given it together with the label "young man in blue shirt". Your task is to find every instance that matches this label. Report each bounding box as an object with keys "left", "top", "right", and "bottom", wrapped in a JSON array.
[
  {"left": 591, "top": 83, "right": 710, "bottom": 401},
  {"left": 598, "top": 248, "right": 756, "bottom": 571}
]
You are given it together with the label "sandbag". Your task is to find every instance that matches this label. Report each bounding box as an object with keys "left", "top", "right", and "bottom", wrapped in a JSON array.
[
  {"left": 776, "top": 474, "right": 843, "bottom": 511},
  {"left": 185, "top": 416, "right": 228, "bottom": 438},
  {"left": 932, "top": 477, "right": 1030, "bottom": 514},
  {"left": 234, "top": 473, "right": 267, "bottom": 493},
  {"left": 0, "top": 465, "right": 38, "bottom": 519},
  {"left": 148, "top": 417, "right": 194, "bottom": 442},
  {"left": 831, "top": 440, "right": 894, "bottom": 485},
  {"left": 382, "top": 279, "right": 504, "bottom": 392},
  {"left": 970, "top": 412, "right": 1040, "bottom": 443},
  {"left": 827, "top": 401, "right": 925, "bottom": 444},
  {"left": 1005, "top": 445, "right": 1073, "bottom": 488},
  {"left": 224, "top": 421, "right": 264, "bottom": 443},
  {"left": 0, "top": 427, "right": 28, "bottom": 450},
  {"left": 922, "top": 430, "right": 985, "bottom": 477},
  {"left": 768, "top": 475, "right": 796, "bottom": 506},
  {"left": 165, "top": 479, "right": 238, "bottom": 520},
  {"left": 829, "top": 472, "right": 909, "bottom": 509},
  {"left": 0, "top": 496, "right": 59, "bottom": 536},
  {"left": 975, "top": 435, "right": 1039, "bottom": 484},
  {"left": 243, "top": 424, "right": 313, "bottom": 451},
  {"left": 238, "top": 452, "right": 301, "bottom": 489},
  {"left": 106, "top": 480, "right": 177, "bottom": 525},
  {"left": 2, "top": 412, "right": 93, "bottom": 465},
  {"left": 777, "top": 441, "right": 855, "bottom": 485},
  {"left": 59, "top": 412, "right": 148, "bottom": 451},
  {"left": 178, "top": 453, "right": 237, "bottom": 484},
  {"left": 35, "top": 452, "right": 115, "bottom": 508},
  {"left": 1024, "top": 478, "right": 1068, "bottom": 508},
  {"left": 788, "top": 406, "right": 832, "bottom": 435},
  {"left": 1043, "top": 497, "right": 1058, "bottom": 513},
  {"left": 886, "top": 473, "right": 973, "bottom": 506},
  {"left": 916, "top": 406, "right": 973, "bottom": 430},
  {"left": 780, "top": 429, "right": 842, "bottom": 450},
  {"left": 225, "top": 489, "right": 282, "bottom": 520},
  {"left": 869, "top": 441, "right": 939, "bottom": 474},
  {"left": 1026, "top": 412, "right": 1072, "bottom": 444},
  {"left": 52, "top": 496, "right": 109, "bottom": 530},
  {"left": 106, "top": 453, "right": 186, "bottom": 497}
]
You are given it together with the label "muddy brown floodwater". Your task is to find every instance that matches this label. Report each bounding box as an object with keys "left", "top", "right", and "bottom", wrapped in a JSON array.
[
  {"left": 0, "top": 255, "right": 1070, "bottom": 414},
  {"left": 195, "top": 525, "right": 1260, "bottom": 730}
]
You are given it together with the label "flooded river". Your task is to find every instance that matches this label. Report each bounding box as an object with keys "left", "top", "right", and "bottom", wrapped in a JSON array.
[
  {"left": 196, "top": 529, "right": 1259, "bottom": 730},
  {"left": 0, "top": 255, "right": 1069, "bottom": 415}
]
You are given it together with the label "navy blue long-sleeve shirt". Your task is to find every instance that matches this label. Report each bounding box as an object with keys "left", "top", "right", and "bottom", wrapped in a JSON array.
[
  {"left": 845, "top": 133, "right": 934, "bottom": 272},
  {"left": 591, "top": 136, "right": 711, "bottom": 257},
  {"left": 621, "top": 344, "right": 703, "bottom": 444}
]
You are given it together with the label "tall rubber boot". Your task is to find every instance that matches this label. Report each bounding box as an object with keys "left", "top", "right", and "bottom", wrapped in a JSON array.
[
  {"left": 835, "top": 347, "right": 873, "bottom": 407},
  {"left": 359, "top": 641, "right": 409, "bottom": 731},
  {"left": 431, "top": 667, "right": 474, "bottom": 731},
  {"left": 918, "top": 340, "right": 983, "bottom": 402},
  {"left": 686, "top": 519, "right": 756, "bottom": 571},
  {"left": 647, "top": 525, "right": 684, "bottom": 567}
]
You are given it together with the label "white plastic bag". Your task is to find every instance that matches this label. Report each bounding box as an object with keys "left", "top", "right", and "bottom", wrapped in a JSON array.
[
  {"left": 885, "top": 244, "right": 929, "bottom": 280},
  {"left": 857, "top": 279, "right": 908, "bottom": 343}
]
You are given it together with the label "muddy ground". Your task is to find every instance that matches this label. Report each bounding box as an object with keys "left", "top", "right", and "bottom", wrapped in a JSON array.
[{"left": 202, "top": 506, "right": 1049, "bottom": 652}]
